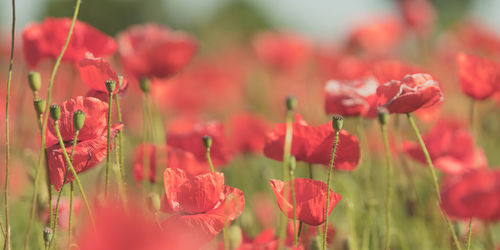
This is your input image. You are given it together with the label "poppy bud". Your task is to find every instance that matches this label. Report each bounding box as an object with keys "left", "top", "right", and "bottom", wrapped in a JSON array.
[
  {"left": 28, "top": 71, "right": 42, "bottom": 92},
  {"left": 73, "top": 109, "right": 86, "bottom": 131},
  {"left": 43, "top": 227, "right": 53, "bottom": 246},
  {"left": 285, "top": 95, "right": 297, "bottom": 111},
  {"left": 50, "top": 104, "right": 61, "bottom": 121},
  {"left": 227, "top": 225, "right": 242, "bottom": 249},
  {"left": 33, "top": 98, "right": 46, "bottom": 116},
  {"left": 202, "top": 135, "right": 212, "bottom": 149},
  {"left": 332, "top": 115, "right": 343, "bottom": 131},
  {"left": 139, "top": 77, "right": 151, "bottom": 94},
  {"left": 105, "top": 79, "right": 116, "bottom": 94},
  {"left": 309, "top": 235, "right": 321, "bottom": 250},
  {"left": 377, "top": 107, "right": 389, "bottom": 125},
  {"left": 289, "top": 155, "right": 296, "bottom": 172}
]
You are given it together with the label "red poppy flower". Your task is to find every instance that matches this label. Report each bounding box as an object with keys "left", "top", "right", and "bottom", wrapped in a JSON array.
[
  {"left": 399, "top": 0, "right": 436, "bottom": 36},
  {"left": 79, "top": 53, "right": 122, "bottom": 94},
  {"left": 133, "top": 143, "right": 156, "bottom": 184},
  {"left": 167, "top": 146, "right": 211, "bottom": 176},
  {"left": 253, "top": 32, "right": 312, "bottom": 71},
  {"left": 371, "top": 59, "right": 423, "bottom": 85},
  {"left": 117, "top": 23, "right": 197, "bottom": 81},
  {"left": 263, "top": 114, "right": 360, "bottom": 170},
  {"left": 167, "top": 120, "right": 232, "bottom": 166},
  {"left": 46, "top": 96, "right": 123, "bottom": 190},
  {"left": 456, "top": 21, "right": 500, "bottom": 55},
  {"left": 324, "top": 77, "right": 379, "bottom": 118},
  {"left": 403, "top": 120, "right": 487, "bottom": 174},
  {"left": 456, "top": 53, "right": 500, "bottom": 100},
  {"left": 229, "top": 112, "right": 271, "bottom": 154},
  {"left": 162, "top": 168, "right": 245, "bottom": 243},
  {"left": 441, "top": 169, "right": 500, "bottom": 221},
  {"left": 376, "top": 73, "right": 443, "bottom": 114},
  {"left": 270, "top": 178, "right": 341, "bottom": 226},
  {"left": 22, "top": 17, "right": 117, "bottom": 68},
  {"left": 316, "top": 49, "right": 372, "bottom": 81},
  {"left": 348, "top": 16, "right": 404, "bottom": 54}
]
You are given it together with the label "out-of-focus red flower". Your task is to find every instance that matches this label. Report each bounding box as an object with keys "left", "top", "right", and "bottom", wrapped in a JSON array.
[
  {"left": 78, "top": 52, "right": 123, "bottom": 94},
  {"left": 46, "top": 96, "right": 123, "bottom": 190},
  {"left": 229, "top": 112, "right": 270, "bottom": 154},
  {"left": 270, "top": 178, "right": 341, "bottom": 226},
  {"left": 324, "top": 77, "right": 379, "bottom": 118},
  {"left": 162, "top": 168, "right": 245, "bottom": 243},
  {"left": 316, "top": 49, "right": 372, "bottom": 81},
  {"left": 167, "top": 120, "right": 232, "bottom": 166},
  {"left": 403, "top": 120, "right": 487, "bottom": 175},
  {"left": 263, "top": 114, "right": 360, "bottom": 170},
  {"left": 456, "top": 21, "right": 500, "bottom": 56},
  {"left": 371, "top": 59, "right": 423, "bottom": 84},
  {"left": 238, "top": 228, "right": 304, "bottom": 250},
  {"left": 376, "top": 73, "right": 443, "bottom": 114},
  {"left": 251, "top": 193, "right": 278, "bottom": 228},
  {"left": 167, "top": 146, "right": 211, "bottom": 176},
  {"left": 22, "top": 17, "right": 117, "bottom": 68},
  {"left": 44, "top": 197, "right": 82, "bottom": 229},
  {"left": 133, "top": 143, "right": 156, "bottom": 184},
  {"left": 441, "top": 169, "right": 500, "bottom": 221},
  {"left": 399, "top": 0, "right": 436, "bottom": 36},
  {"left": 117, "top": 23, "right": 196, "bottom": 81},
  {"left": 456, "top": 53, "right": 500, "bottom": 100},
  {"left": 348, "top": 16, "right": 404, "bottom": 55},
  {"left": 253, "top": 32, "right": 312, "bottom": 72}
]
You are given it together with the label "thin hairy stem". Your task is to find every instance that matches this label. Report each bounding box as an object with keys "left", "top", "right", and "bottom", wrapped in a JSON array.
[
  {"left": 323, "top": 131, "right": 340, "bottom": 250},
  {"left": 466, "top": 218, "right": 472, "bottom": 250},
  {"left": 289, "top": 163, "right": 298, "bottom": 246},
  {"left": 114, "top": 94, "right": 125, "bottom": 188},
  {"left": 278, "top": 110, "right": 293, "bottom": 250},
  {"left": 380, "top": 122, "right": 393, "bottom": 250},
  {"left": 104, "top": 92, "right": 114, "bottom": 197}
]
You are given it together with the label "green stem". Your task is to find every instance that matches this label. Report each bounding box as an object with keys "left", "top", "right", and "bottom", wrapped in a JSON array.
[
  {"left": 3, "top": 1, "right": 15, "bottom": 249},
  {"left": 289, "top": 162, "right": 298, "bottom": 246},
  {"left": 114, "top": 94, "right": 125, "bottom": 188},
  {"left": 104, "top": 92, "right": 113, "bottom": 197},
  {"left": 48, "top": 130, "right": 79, "bottom": 249},
  {"left": 67, "top": 182, "right": 74, "bottom": 248},
  {"left": 53, "top": 121, "right": 95, "bottom": 228},
  {"left": 406, "top": 113, "right": 462, "bottom": 250},
  {"left": 206, "top": 147, "right": 215, "bottom": 173},
  {"left": 380, "top": 122, "right": 393, "bottom": 250},
  {"left": 466, "top": 218, "right": 472, "bottom": 250},
  {"left": 485, "top": 222, "right": 495, "bottom": 250},
  {"left": 323, "top": 131, "right": 340, "bottom": 250},
  {"left": 26, "top": 0, "right": 82, "bottom": 248},
  {"left": 278, "top": 110, "right": 293, "bottom": 250},
  {"left": 308, "top": 163, "right": 313, "bottom": 179}
]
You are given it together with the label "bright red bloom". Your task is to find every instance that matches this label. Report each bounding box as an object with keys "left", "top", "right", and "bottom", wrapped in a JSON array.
[
  {"left": 348, "top": 16, "right": 403, "bottom": 54},
  {"left": 46, "top": 96, "right": 123, "bottom": 190},
  {"left": 167, "top": 147, "right": 212, "bottom": 176},
  {"left": 22, "top": 17, "right": 117, "bottom": 68},
  {"left": 79, "top": 53, "right": 122, "bottom": 94},
  {"left": 253, "top": 32, "right": 312, "bottom": 71},
  {"left": 270, "top": 178, "right": 341, "bottom": 226},
  {"left": 133, "top": 143, "right": 156, "bottom": 184},
  {"left": 229, "top": 112, "right": 271, "bottom": 154},
  {"left": 399, "top": 0, "right": 436, "bottom": 36},
  {"left": 456, "top": 53, "right": 500, "bottom": 100},
  {"left": 324, "top": 77, "right": 379, "bottom": 118},
  {"left": 371, "top": 59, "right": 423, "bottom": 85},
  {"left": 376, "top": 73, "right": 443, "bottom": 114},
  {"left": 117, "top": 23, "right": 197, "bottom": 81},
  {"left": 167, "top": 120, "right": 232, "bottom": 166},
  {"left": 162, "top": 168, "right": 245, "bottom": 243},
  {"left": 403, "top": 120, "right": 487, "bottom": 174},
  {"left": 441, "top": 169, "right": 500, "bottom": 221},
  {"left": 263, "top": 114, "right": 360, "bottom": 170}
]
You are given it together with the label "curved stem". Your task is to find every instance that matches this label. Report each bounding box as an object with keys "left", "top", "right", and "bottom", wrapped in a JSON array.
[
  {"left": 278, "top": 110, "right": 293, "bottom": 250},
  {"left": 26, "top": 0, "right": 82, "bottom": 247},
  {"left": 48, "top": 130, "right": 79, "bottom": 249},
  {"left": 466, "top": 218, "right": 472, "bottom": 250},
  {"left": 406, "top": 113, "right": 462, "bottom": 250},
  {"left": 380, "top": 122, "right": 393, "bottom": 250},
  {"left": 323, "top": 131, "right": 340, "bottom": 250},
  {"left": 3, "top": 1, "right": 15, "bottom": 249},
  {"left": 205, "top": 147, "right": 215, "bottom": 173},
  {"left": 104, "top": 92, "right": 114, "bottom": 198},
  {"left": 53, "top": 121, "right": 95, "bottom": 228}
]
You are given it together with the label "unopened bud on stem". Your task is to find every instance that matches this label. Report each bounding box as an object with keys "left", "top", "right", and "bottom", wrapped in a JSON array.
[
  {"left": 105, "top": 79, "right": 116, "bottom": 94},
  {"left": 33, "top": 98, "right": 46, "bottom": 116},
  {"left": 73, "top": 110, "right": 86, "bottom": 131},
  {"left": 285, "top": 95, "right": 297, "bottom": 111},
  {"left": 202, "top": 135, "right": 212, "bottom": 149},
  {"left": 28, "top": 71, "right": 42, "bottom": 92},
  {"left": 377, "top": 107, "right": 389, "bottom": 126},
  {"left": 49, "top": 104, "right": 61, "bottom": 121},
  {"left": 332, "top": 115, "right": 343, "bottom": 131},
  {"left": 139, "top": 77, "right": 151, "bottom": 94}
]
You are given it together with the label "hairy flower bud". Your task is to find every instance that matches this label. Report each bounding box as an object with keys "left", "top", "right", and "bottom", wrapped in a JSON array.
[
  {"left": 73, "top": 109, "right": 86, "bottom": 131},
  {"left": 332, "top": 115, "right": 343, "bottom": 131},
  {"left": 49, "top": 104, "right": 61, "bottom": 121},
  {"left": 33, "top": 98, "right": 46, "bottom": 116},
  {"left": 105, "top": 79, "right": 116, "bottom": 94}
]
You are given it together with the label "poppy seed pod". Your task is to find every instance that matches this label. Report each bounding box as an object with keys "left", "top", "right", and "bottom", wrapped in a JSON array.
[
  {"left": 202, "top": 135, "right": 212, "bottom": 149},
  {"left": 286, "top": 95, "right": 297, "bottom": 111},
  {"left": 28, "top": 71, "right": 42, "bottom": 92},
  {"left": 33, "top": 98, "right": 46, "bottom": 116},
  {"left": 105, "top": 79, "right": 116, "bottom": 94},
  {"left": 139, "top": 77, "right": 151, "bottom": 94},
  {"left": 73, "top": 109, "right": 86, "bottom": 131},
  {"left": 332, "top": 115, "right": 343, "bottom": 131},
  {"left": 50, "top": 104, "right": 61, "bottom": 121},
  {"left": 377, "top": 107, "right": 389, "bottom": 125}
]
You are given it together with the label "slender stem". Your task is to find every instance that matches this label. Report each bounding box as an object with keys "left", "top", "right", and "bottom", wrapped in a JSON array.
[
  {"left": 278, "top": 110, "right": 293, "bottom": 250},
  {"left": 298, "top": 221, "right": 303, "bottom": 238},
  {"left": 26, "top": 0, "right": 82, "bottom": 247},
  {"left": 53, "top": 121, "right": 95, "bottom": 228},
  {"left": 205, "top": 147, "right": 215, "bottom": 173},
  {"left": 308, "top": 163, "right": 313, "bottom": 179},
  {"left": 406, "top": 113, "right": 462, "bottom": 250},
  {"left": 114, "top": 94, "right": 125, "bottom": 188},
  {"left": 289, "top": 163, "right": 298, "bottom": 246},
  {"left": 323, "top": 131, "right": 340, "bottom": 250},
  {"left": 104, "top": 92, "right": 114, "bottom": 197},
  {"left": 466, "top": 218, "right": 472, "bottom": 250},
  {"left": 67, "top": 182, "right": 74, "bottom": 248},
  {"left": 3, "top": 1, "right": 15, "bottom": 249},
  {"left": 49, "top": 130, "right": 79, "bottom": 249},
  {"left": 485, "top": 222, "right": 495, "bottom": 250},
  {"left": 380, "top": 122, "right": 393, "bottom": 250}
]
